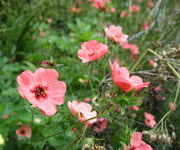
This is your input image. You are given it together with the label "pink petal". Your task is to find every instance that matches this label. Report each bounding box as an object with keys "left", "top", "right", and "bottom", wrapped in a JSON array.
[
  {"left": 130, "top": 132, "right": 142, "bottom": 147},
  {"left": 34, "top": 68, "right": 59, "bottom": 84},
  {"left": 47, "top": 81, "right": 66, "bottom": 105},
  {"left": 39, "top": 101, "right": 57, "bottom": 116},
  {"left": 68, "top": 100, "right": 79, "bottom": 116},
  {"left": 17, "top": 70, "right": 35, "bottom": 88}
]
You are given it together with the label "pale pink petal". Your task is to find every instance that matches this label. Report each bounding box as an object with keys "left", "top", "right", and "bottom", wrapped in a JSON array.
[
  {"left": 17, "top": 70, "right": 35, "bottom": 88},
  {"left": 39, "top": 101, "right": 57, "bottom": 116},
  {"left": 77, "top": 102, "right": 92, "bottom": 112},
  {"left": 47, "top": 81, "right": 66, "bottom": 105},
  {"left": 68, "top": 100, "right": 79, "bottom": 116}
]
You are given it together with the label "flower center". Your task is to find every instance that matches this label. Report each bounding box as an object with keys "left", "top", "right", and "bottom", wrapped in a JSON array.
[
  {"left": 88, "top": 50, "right": 95, "bottom": 57},
  {"left": 20, "top": 130, "right": 26, "bottom": 135},
  {"left": 31, "top": 84, "right": 48, "bottom": 99}
]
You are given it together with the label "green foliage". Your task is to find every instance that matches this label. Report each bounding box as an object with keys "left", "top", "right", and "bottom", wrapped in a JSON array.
[{"left": 0, "top": 0, "right": 180, "bottom": 149}]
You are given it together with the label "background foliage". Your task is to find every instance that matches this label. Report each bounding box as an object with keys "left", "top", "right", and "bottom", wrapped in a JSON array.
[{"left": 0, "top": 0, "right": 180, "bottom": 149}]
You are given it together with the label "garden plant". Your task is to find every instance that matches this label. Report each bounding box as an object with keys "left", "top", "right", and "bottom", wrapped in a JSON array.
[{"left": 0, "top": 0, "right": 180, "bottom": 149}]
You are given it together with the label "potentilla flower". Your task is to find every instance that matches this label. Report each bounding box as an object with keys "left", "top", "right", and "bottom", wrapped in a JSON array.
[
  {"left": 144, "top": 112, "right": 156, "bottom": 128},
  {"left": 168, "top": 102, "right": 176, "bottom": 111},
  {"left": 130, "top": 106, "right": 140, "bottom": 111},
  {"left": 105, "top": 25, "right": 128, "bottom": 43},
  {"left": 129, "top": 132, "right": 153, "bottom": 150},
  {"left": 16, "top": 125, "right": 32, "bottom": 138},
  {"left": 120, "top": 10, "right": 130, "bottom": 18},
  {"left": 93, "top": 118, "right": 108, "bottom": 132},
  {"left": 110, "top": 61, "right": 150, "bottom": 92},
  {"left": 78, "top": 40, "right": 108, "bottom": 63},
  {"left": 142, "top": 23, "right": 149, "bottom": 31},
  {"left": 2, "top": 115, "right": 8, "bottom": 119},
  {"left": 147, "top": 1, "right": 154, "bottom": 7},
  {"left": 68, "top": 100, "right": 97, "bottom": 125},
  {"left": 91, "top": 0, "right": 110, "bottom": 9},
  {"left": 68, "top": 100, "right": 92, "bottom": 116},
  {"left": 129, "top": 5, "right": 140, "bottom": 12},
  {"left": 17, "top": 68, "right": 66, "bottom": 116},
  {"left": 47, "top": 18, "right": 52, "bottom": 23}
]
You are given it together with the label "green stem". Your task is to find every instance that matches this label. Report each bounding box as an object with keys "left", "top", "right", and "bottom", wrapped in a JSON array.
[{"left": 130, "top": 49, "right": 148, "bottom": 72}]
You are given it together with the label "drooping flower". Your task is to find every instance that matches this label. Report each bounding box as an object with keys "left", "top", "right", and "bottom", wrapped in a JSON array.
[
  {"left": 17, "top": 68, "right": 66, "bottom": 116},
  {"left": 110, "top": 61, "right": 150, "bottom": 92},
  {"left": 78, "top": 40, "right": 108, "bottom": 63},
  {"left": 68, "top": 100, "right": 97, "bottom": 125},
  {"left": 129, "top": 132, "right": 153, "bottom": 150},
  {"left": 129, "top": 5, "right": 140, "bottom": 12},
  {"left": 16, "top": 125, "right": 32, "bottom": 138},
  {"left": 105, "top": 25, "right": 128, "bottom": 43},
  {"left": 93, "top": 118, "right": 108, "bottom": 132},
  {"left": 144, "top": 112, "right": 156, "bottom": 128}
]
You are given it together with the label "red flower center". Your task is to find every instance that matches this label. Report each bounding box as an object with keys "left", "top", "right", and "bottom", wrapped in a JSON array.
[
  {"left": 31, "top": 84, "right": 48, "bottom": 99},
  {"left": 20, "top": 130, "right": 26, "bottom": 135}
]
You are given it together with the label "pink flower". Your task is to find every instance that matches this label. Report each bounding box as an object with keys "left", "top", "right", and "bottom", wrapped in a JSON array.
[
  {"left": 78, "top": 40, "right": 108, "bottom": 63},
  {"left": 147, "top": 1, "right": 154, "bottom": 7},
  {"left": 91, "top": 0, "right": 110, "bottom": 9},
  {"left": 105, "top": 25, "right": 128, "bottom": 43},
  {"left": 168, "top": 102, "right": 176, "bottom": 111},
  {"left": 129, "top": 5, "right": 140, "bottom": 12},
  {"left": 142, "top": 23, "right": 149, "bottom": 31},
  {"left": 110, "top": 61, "right": 150, "bottom": 92},
  {"left": 144, "top": 112, "right": 156, "bottom": 128},
  {"left": 16, "top": 125, "right": 32, "bottom": 138},
  {"left": 2, "top": 115, "right": 9, "bottom": 119},
  {"left": 47, "top": 18, "right": 52, "bottom": 23},
  {"left": 68, "top": 100, "right": 92, "bottom": 116},
  {"left": 39, "top": 32, "right": 46, "bottom": 37},
  {"left": 68, "top": 100, "right": 97, "bottom": 126},
  {"left": 154, "top": 86, "right": 162, "bottom": 91},
  {"left": 120, "top": 10, "right": 130, "bottom": 18},
  {"left": 130, "top": 106, "right": 140, "bottom": 111},
  {"left": 149, "top": 60, "right": 157, "bottom": 68},
  {"left": 17, "top": 68, "right": 66, "bottom": 116},
  {"left": 130, "top": 132, "right": 153, "bottom": 150},
  {"left": 94, "top": 118, "right": 108, "bottom": 132}
]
